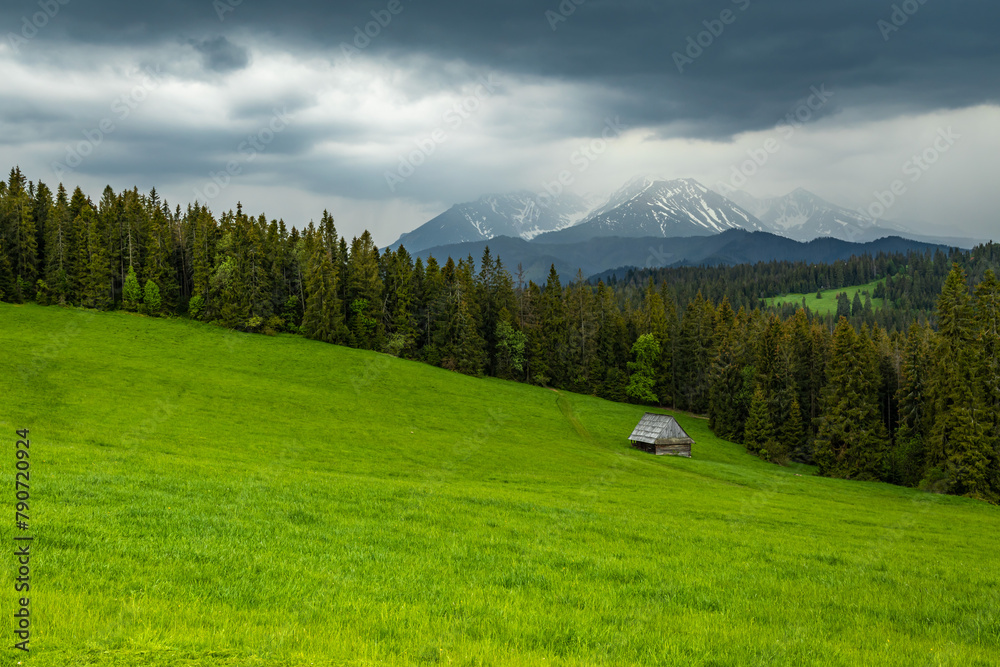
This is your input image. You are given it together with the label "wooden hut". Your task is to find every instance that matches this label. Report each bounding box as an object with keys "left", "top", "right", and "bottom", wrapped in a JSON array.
[{"left": 628, "top": 413, "right": 694, "bottom": 457}]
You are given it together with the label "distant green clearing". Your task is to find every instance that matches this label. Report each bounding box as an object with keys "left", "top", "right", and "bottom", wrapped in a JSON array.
[
  {"left": 1, "top": 303, "right": 998, "bottom": 666},
  {"left": 767, "top": 279, "right": 886, "bottom": 315}
]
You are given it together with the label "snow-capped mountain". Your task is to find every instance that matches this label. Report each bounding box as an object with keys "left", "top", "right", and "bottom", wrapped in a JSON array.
[
  {"left": 533, "top": 177, "right": 765, "bottom": 244},
  {"left": 720, "top": 187, "right": 908, "bottom": 243},
  {"left": 389, "top": 191, "right": 593, "bottom": 253}
]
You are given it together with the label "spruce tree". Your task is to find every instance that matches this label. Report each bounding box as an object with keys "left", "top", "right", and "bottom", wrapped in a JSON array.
[
  {"left": 540, "top": 265, "right": 566, "bottom": 386},
  {"left": 123, "top": 265, "right": 142, "bottom": 311},
  {"left": 44, "top": 184, "right": 78, "bottom": 305},
  {"left": 78, "top": 205, "right": 113, "bottom": 309},
  {"left": 781, "top": 397, "right": 806, "bottom": 462},
  {"left": 836, "top": 292, "right": 851, "bottom": 319},
  {"left": 142, "top": 279, "right": 162, "bottom": 315},
  {"left": 345, "top": 231, "right": 382, "bottom": 349},
  {"left": 743, "top": 386, "right": 775, "bottom": 459},
  {"left": 895, "top": 324, "right": 932, "bottom": 486},
  {"left": 495, "top": 313, "right": 526, "bottom": 380},
  {"left": 0, "top": 239, "right": 14, "bottom": 302},
  {"left": 626, "top": 333, "right": 661, "bottom": 404},
  {"left": 814, "top": 318, "right": 889, "bottom": 480},
  {"left": 301, "top": 242, "right": 344, "bottom": 344}
]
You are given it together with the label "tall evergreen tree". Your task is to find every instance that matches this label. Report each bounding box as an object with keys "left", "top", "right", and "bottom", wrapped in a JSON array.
[
  {"left": 743, "top": 386, "right": 776, "bottom": 460},
  {"left": 345, "top": 231, "right": 382, "bottom": 349},
  {"left": 123, "top": 265, "right": 142, "bottom": 311},
  {"left": 78, "top": 205, "right": 113, "bottom": 309},
  {"left": 814, "top": 319, "right": 889, "bottom": 480},
  {"left": 626, "top": 333, "right": 661, "bottom": 404},
  {"left": 301, "top": 240, "right": 345, "bottom": 344}
]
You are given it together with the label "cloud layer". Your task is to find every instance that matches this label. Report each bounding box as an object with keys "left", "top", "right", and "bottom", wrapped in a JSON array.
[{"left": 1, "top": 0, "right": 997, "bottom": 244}]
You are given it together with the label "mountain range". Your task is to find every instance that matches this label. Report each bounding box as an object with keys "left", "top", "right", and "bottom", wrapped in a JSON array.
[
  {"left": 388, "top": 176, "right": 982, "bottom": 281},
  {"left": 390, "top": 191, "right": 594, "bottom": 252},
  {"left": 531, "top": 177, "right": 765, "bottom": 243},
  {"left": 720, "top": 187, "right": 899, "bottom": 243}
]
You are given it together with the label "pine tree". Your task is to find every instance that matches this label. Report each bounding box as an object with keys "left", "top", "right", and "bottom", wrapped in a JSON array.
[
  {"left": 123, "top": 265, "right": 142, "bottom": 311},
  {"left": 781, "top": 397, "right": 806, "bottom": 462},
  {"left": 564, "top": 270, "right": 596, "bottom": 392},
  {"left": 142, "top": 279, "right": 162, "bottom": 315},
  {"left": 345, "top": 231, "right": 382, "bottom": 349},
  {"left": 44, "top": 184, "right": 78, "bottom": 305},
  {"left": 836, "top": 292, "right": 851, "bottom": 319},
  {"left": 494, "top": 312, "right": 526, "bottom": 380},
  {"left": 626, "top": 333, "right": 661, "bottom": 404},
  {"left": 382, "top": 246, "right": 416, "bottom": 356},
  {"left": 78, "top": 205, "right": 113, "bottom": 309},
  {"left": 14, "top": 189, "right": 38, "bottom": 301},
  {"left": 974, "top": 269, "right": 1000, "bottom": 497},
  {"left": 894, "top": 323, "right": 932, "bottom": 486},
  {"left": 642, "top": 281, "right": 674, "bottom": 405},
  {"left": 814, "top": 319, "right": 889, "bottom": 481},
  {"left": 190, "top": 205, "right": 215, "bottom": 303},
  {"left": 540, "top": 265, "right": 567, "bottom": 386},
  {"left": 923, "top": 264, "right": 993, "bottom": 497},
  {"left": 301, "top": 239, "right": 345, "bottom": 344},
  {"left": 937, "top": 264, "right": 973, "bottom": 345},
  {"left": 709, "top": 318, "right": 750, "bottom": 442},
  {"left": 1, "top": 169, "right": 38, "bottom": 302},
  {"left": 0, "top": 238, "right": 14, "bottom": 302},
  {"left": 452, "top": 293, "right": 487, "bottom": 376},
  {"left": 743, "top": 386, "right": 775, "bottom": 459}
]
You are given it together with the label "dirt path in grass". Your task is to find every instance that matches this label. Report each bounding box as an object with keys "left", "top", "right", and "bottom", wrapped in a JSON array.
[{"left": 552, "top": 389, "right": 600, "bottom": 447}]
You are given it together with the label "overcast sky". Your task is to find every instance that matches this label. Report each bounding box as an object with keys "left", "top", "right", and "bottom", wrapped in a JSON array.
[{"left": 2, "top": 0, "right": 998, "bottom": 246}]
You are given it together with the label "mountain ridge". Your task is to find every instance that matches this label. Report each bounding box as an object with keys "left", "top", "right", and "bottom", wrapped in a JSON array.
[
  {"left": 409, "top": 229, "right": 949, "bottom": 284},
  {"left": 388, "top": 176, "right": 981, "bottom": 255}
]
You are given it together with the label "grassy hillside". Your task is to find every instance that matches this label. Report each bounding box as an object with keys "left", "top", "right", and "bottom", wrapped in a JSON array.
[
  {"left": 767, "top": 280, "right": 885, "bottom": 315},
  {"left": 1, "top": 303, "right": 998, "bottom": 666}
]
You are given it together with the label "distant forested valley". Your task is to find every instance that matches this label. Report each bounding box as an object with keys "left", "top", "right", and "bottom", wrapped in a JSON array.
[{"left": 2, "top": 167, "right": 999, "bottom": 503}]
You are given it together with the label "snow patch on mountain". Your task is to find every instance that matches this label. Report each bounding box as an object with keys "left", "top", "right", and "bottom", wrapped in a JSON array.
[
  {"left": 390, "top": 191, "right": 593, "bottom": 252},
  {"left": 717, "top": 187, "right": 912, "bottom": 242}
]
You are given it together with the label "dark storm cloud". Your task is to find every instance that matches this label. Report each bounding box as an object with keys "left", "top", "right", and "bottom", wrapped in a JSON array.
[
  {"left": 3, "top": 0, "right": 998, "bottom": 240},
  {"left": 4, "top": 0, "right": 997, "bottom": 138},
  {"left": 188, "top": 35, "right": 249, "bottom": 73}
]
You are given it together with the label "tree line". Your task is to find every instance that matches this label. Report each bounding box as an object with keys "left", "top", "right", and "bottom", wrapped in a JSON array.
[{"left": 2, "top": 167, "right": 998, "bottom": 503}]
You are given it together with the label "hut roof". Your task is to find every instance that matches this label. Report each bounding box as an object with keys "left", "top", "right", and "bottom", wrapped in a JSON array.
[{"left": 629, "top": 413, "right": 694, "bottom": 445}]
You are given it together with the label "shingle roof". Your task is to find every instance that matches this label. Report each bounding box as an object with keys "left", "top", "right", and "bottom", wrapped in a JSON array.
[{"left": 629, "top": 413, "right": 693, "bottom": 444}]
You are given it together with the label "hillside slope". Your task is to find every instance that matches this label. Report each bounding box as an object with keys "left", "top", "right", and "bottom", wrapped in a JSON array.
[{"left": 1, "top": 304, "right": 998, "bottom": 666}]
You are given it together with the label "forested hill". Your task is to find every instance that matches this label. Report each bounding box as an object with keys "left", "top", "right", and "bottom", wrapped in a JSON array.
[
  {"left": 410, "top": 229, "right": 947, "bottom": 284},
  {"left": 603, "top": 241, "right": 1000, "bottom": 332},
  {"left": 1, "top": 166, "right": 999, "bottom": 504}
]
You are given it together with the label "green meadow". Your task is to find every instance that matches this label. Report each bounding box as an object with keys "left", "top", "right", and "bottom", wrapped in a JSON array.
[
  {"left": 1, "top": 303, "right": 998, "bottom": 666},
  {"left": 767, "top": 280, "right": 886, "bottom": 315}
]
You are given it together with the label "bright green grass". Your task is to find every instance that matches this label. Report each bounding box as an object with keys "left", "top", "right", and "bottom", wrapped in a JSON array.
[
  {"left": 1, "top": 303, "right": 998, "bottom": 666},
  {"left": 767, "top": 280, "right": 886, "bottom": 315}
]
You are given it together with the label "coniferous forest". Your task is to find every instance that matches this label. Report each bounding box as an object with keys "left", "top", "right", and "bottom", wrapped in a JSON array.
[{"left": 2, "top": 167, "right": 999, "bottom": 503}]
